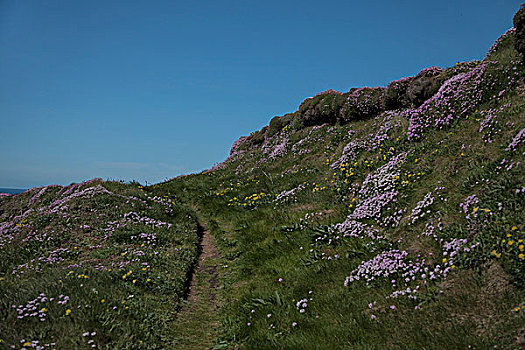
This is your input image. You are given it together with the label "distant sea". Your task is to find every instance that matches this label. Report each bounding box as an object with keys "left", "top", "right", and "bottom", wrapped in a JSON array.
[{"left": 0, "top": 188, "right": 28, "bottom": 195}]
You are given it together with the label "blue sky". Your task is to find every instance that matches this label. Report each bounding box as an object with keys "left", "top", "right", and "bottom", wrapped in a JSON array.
[{"left": 0, "top": 0, "right": 520, "bottom": 188}]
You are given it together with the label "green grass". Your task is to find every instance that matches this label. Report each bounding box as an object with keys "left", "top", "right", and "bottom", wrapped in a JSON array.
[
  {"left": 1, "top": 29, "right": 525, "bottom": 349},
  {"left": 0, "top": 180, "right": 200, "bottom": 349},
  {"left": 153, "top": 33, "right": 525, "bottom": 349}
]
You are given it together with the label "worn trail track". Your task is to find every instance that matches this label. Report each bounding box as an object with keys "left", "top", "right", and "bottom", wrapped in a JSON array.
[
  {"left": 170, "top": 223, "right": 221, "bottom": 349},
  {"left": 186, "top": 225, "right": 220, "bottom": 303}
]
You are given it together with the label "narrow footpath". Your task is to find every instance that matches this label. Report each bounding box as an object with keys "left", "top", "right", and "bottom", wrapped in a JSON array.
[{"left": 170, "top": 223, "right": 222, "bottom": 349}]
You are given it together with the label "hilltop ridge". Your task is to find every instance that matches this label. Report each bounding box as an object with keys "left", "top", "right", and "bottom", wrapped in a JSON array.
[{"left": 217, "top": 23, "right": 520, "bottom": 168}]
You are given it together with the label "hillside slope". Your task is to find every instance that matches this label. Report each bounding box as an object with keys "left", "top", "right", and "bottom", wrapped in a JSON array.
[
  {"left": 1, "top": 11, "right": 525, "bottom": 350},
  {"left": 154, "top": 24, "right": 525, "bottom": 349},
  {"left": 0, "top": 180, "right": 201, "bottom": 348}
]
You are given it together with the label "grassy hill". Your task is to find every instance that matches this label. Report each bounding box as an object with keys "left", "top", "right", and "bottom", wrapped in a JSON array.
[
  {"left": 0, "top": 180, "right": 200, "bottom": 348},
  {"left": 153, "top": 25, "right": 525, "bottom": 349},
  {"left": 1, "top": 12, "right": 525, "bottom": 350}
]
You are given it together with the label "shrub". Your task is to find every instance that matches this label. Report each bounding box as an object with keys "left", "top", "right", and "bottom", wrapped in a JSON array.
[
  {"left": 407, "top": 66, "right": 444, "bottom": 107},
  {"left": 246, "top": 126, "right": 268, "bottom": 148},
  {"left": 339, "top": 87, "right": 385, "bottom": 122},
  {"left": 513, "top": 3, "right": 525, "bottom": 56},
  {"left": 383, "top": 76, "right": 414, "bottom": 110},
  {"left": 295, "top": 90, "right": 346, "bottom": 127},
  {"left": 268, "top": 116, "right": 283, "bottom": 136}
]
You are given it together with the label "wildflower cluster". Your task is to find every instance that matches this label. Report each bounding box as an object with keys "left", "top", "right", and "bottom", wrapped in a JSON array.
[
  {"left": 260, "top": 128, "right": 291, "bottom": 161},
  {"left": 404, "top": 62, "right": 486, "bottom": 140},
  {"left": 359, "top": 153, "right": 405, "bottom": 197},
  {"left": 228, "top": 192, "right": 268, "bottom": 208},
  {"left": 296, "top": 298, "right": 310, "bottom": 314},
  {"left": 478, "top": 103, "right": 511, "bottom": 143},
  {"left": 365, "top": 112, "right": 402, "bottom": 152},
  {"left": 311, "top": 182, "right": 327, "bottom": 193},
  {"left": 490, "top": 226, "right": 525, "bottom": 279},
  {"left": 341, "top": 87, "right": 385, "bottom": 121},
  {"left": 407, "top": 187, "right": 445, "bottom": 225},
  {"left": 269, "top": 135, "right": 289, "bottom": 159},
  {"left": 349, "top": 191, "right": 399, "bottom": 220},
  {"left": 331, "top": 140, "right": 366, "bottom": 170},
  {"left": 459, "top": 194, "right": 480, "bottom": 220},
  {"left": 344, "top": 249, "right": 426, "bottom": 288},
  {"left": 273, "top": 184, "right": 305, "bottom": 205},
  {"left": 506, "top": 127, "right": 525, "bottom": 152},
  {"left": 334, "top": 218, "right": 384, "bottom": 240},
  {"left": 419, "top": 217, "right": 444, "bottom": 241},
  {"left": 12, "top": 247, "right": 70, "bottom": 276},
  {"left": 291, "top": 136, "right": 312, "bottom": 156},
  {"left": 14, "top": 294, "right": 51, "bottom": 321}
]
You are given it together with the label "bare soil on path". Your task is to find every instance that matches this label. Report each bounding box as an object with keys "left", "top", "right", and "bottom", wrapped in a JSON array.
[
  {"left": 170, "top": 223, "right": 222, "bottom": 349},
  {"left": 185, "top": 225, "right": 220, "bottom": 304}
]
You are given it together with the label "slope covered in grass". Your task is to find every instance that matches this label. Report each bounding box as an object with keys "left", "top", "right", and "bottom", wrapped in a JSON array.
[
  {"left": 1, "top": 15, "right": 525, "bottom": 350},
  {"left": 0, "top": 179, "right": 200, "bottom": 349},
  {"left": 154, "top": 27, "right": 525, "bottom": 349}
]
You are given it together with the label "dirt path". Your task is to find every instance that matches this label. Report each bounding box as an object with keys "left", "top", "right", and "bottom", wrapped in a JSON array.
[
  {"left": 170, "top": 223, "right": 221, "bottom": 349},
  {"left": 185, "top": 224, "right": 220, "bottom": 304}
]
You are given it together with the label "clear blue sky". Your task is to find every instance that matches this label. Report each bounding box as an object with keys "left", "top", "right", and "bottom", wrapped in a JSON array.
[{"left": 0, "top": 0, "right": 520, "bottom": 188}]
